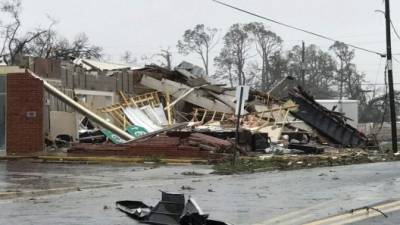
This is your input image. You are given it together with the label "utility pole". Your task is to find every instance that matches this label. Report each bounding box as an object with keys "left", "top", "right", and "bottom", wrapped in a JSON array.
[
  {"left": 339, "top": 60, "right": 344, "bottom": 113},
  {"left": 233, "top": 86, "right": 249, "bottom": 166},
  {"left": 385, "top": 0, "right": 398, "bottom": 153},
  {"left": 233, "top": 87, "right": 244, "bottom": 166},
  {"left": 301, "top": 41, "right": 305, "bottom": 87}
]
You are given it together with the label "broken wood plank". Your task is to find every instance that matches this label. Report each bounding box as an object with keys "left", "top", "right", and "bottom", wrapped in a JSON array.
[
  {"left": 118, "top": 91, "right": 129, "bottom": 104},
  {"left": 165, "top": 92, "right": 173, "bottom": 125},
  {"left": 140, "top": 75, "right": 234, "bottom": 113},
  {"left": 164, "top": 87, "right": 196, "bottom": 110}
]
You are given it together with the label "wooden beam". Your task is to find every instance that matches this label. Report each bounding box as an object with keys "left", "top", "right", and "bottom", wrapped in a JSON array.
[
  {"left": 165, "top": 92, "right": 173, "bottom": 125},
  {"left": 164, "top": 87, "right": 196, "bottom": 110},
  {"left": 118, "top": 91, "right": 129, "bottom": 104}
]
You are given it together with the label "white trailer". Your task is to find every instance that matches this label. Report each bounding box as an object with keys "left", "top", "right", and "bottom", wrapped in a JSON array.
[{"left": 316, "top": 99, "right": 359, "bottom": 127}]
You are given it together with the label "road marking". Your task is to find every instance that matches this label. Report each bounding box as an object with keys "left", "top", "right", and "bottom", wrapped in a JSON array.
[
  {"left": 329, "top": 205, "right": 400, "bottom": 225},
  {"left": 305, "top": 199, "right": 400, "bottom": 225},
  {"left": 252, "top": 199, "right": 338, "bottom": 225}
]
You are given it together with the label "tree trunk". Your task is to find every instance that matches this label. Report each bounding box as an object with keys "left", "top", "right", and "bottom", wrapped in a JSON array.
[
  {"left": 261, "top": 53, "right": 267, "bottom": 91},
  {"left": 228, "top": 66, "right": 233, "bottom": 88},
  {"left": 205, "top": 48, "right": 209, "bottom": 76}
]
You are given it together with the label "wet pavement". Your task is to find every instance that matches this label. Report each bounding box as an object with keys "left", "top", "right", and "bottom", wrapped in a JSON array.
[{"left": 0, "top": 160, "right": 400, "bottom": 225}]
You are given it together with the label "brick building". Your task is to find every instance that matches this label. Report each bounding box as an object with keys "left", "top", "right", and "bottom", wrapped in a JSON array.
[
  {"left": 0, "top": 58, "right": 145, "bottom": 156},
  {"left": 0, "top": 67, "right": 44, "bottom": 155}
]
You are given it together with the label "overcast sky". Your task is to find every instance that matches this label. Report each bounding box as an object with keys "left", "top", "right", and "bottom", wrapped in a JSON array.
[{"left": 18, "top": 0, "right": 400, "bottom": 88}]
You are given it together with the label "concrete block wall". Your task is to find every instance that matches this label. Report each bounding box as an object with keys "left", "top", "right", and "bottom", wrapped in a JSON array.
[
  {"left": 6, "top": 72, "right": 44, "bottom": 155},
  {"left": 31, "top": 58, "right": 62, "bottom": 79},
  {"left": 28, "top": 58, "right": 147, "bottom": 96}
]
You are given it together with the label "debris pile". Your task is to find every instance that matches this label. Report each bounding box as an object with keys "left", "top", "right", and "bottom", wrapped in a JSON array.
[
  {"left": 289, "top": 87, "right": 368, "bottom": 147},
  {"left": 69, "top": 133, "right": 231, "bottom": 158},
  {"left": 31, "top": 58, "right": 372, "bottom": 159}
]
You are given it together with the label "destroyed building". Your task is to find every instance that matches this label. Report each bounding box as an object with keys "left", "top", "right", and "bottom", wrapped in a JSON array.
[{"left": 0, "top": 57, "right": 373, "bottom": 158}]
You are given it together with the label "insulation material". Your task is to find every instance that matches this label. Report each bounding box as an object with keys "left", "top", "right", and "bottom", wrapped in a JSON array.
[
  {"left": 123, "top": 107, "right": 162, "bottom": 132},
  {"left": 141, "top": 105, "right": 168, "bottom": 126},
  {"left": 153, "top": 104, "right": 169, "bottom": 126}
]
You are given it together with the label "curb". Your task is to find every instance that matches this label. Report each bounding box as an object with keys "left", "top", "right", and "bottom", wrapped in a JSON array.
[
  {"left": 0, "top": 155, "right": 208, "bottom": 165},
  {"left": 0, "top": 184, "right": 119, "bottom": 200},
  {"left": 37, "top": 156, "right": 208, "bottom": 164}
]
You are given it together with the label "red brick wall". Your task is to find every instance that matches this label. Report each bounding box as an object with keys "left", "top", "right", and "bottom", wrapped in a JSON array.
[{"left": 7, "top": 72, "right": 44, "bottom": 155}]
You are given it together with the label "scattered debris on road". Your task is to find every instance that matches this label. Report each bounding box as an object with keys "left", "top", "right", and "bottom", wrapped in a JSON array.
[{"left": 116, "top": 191, "right": 232, "bottom": 225}]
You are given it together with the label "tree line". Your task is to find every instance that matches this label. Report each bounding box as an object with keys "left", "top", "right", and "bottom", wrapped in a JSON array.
[
  {"left": 176, "top": 23, "right": 366, "bottom": 100},
  {"left": 176, "top": 23, "right": 396, "bottom": 123}
]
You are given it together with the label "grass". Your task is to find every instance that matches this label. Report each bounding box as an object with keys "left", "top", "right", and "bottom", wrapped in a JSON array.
[
  {"left": 142, "top": 155, "right": 165, "bottom": 164},
  {"left": 212, "top": 157, "right": 278, "bottom": 174},
  {"left": 212, "top": 153, "right": 386, "bottom": 175}
]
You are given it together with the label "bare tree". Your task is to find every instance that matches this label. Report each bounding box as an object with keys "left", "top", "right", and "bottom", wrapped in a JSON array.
[
  {"left": 214, "top": 47, "right": 234, "bottom": 87},
  {"left": 26, "top": 32, "right": 103, "bottom": 60},
  {"left": 266, "top": 50, "right": 288, "bottom": 86},
  {"left": 215, "top": 23, "right": 252, "bottom": 86},
  {"left": 288, "top": 44, "right": 337, "bottom": 98},
  {"left": 245, "top": 22, "right": 282, "bottom": 91},
  {"left": 157, "top": 48, "right": 172, "bottom": 70},
  {"left": 0, "top": 0, "right": 49, "bottom": 64},
  {"left": 330, "top": 41, "right": 369, "bottom": 119},
  {"left": 177, "top": 24, "right": 218, "bottom": 76},
  {"left": 52, "top": 33, "right": 102, "bottom": 59},
  {"left": 0, "top": 0, "right": 102, "bottom": 63},
  {"left": 26, "top": 29, "right": 57, "bottom": 59},
  {"left": 329, "top": 41, "right": 364, "bottom": 99},
  {"left": 360, "top": 91, "right": 400, "bottom": 123},
  {"left": 120, "top": 50, "right": 137, "bottom": 64}
]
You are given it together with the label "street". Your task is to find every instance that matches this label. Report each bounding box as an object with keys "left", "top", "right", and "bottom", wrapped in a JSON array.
[{"left": 0, "top": 160, "right": 400, "bottom": 225}]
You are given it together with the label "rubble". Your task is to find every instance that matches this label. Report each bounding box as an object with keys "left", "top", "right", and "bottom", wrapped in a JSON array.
[
  {"left": 289, "top": 86, "right": 368, "bottom": 147},
  {"left": 287, "top": 143, "right": 324, "bottom": 154},
  {"left": 69, "top": 132, "right": 231, "bottom": 159},
  {"left": 18, "top": 57, "right": 376, "bottom": 162}
]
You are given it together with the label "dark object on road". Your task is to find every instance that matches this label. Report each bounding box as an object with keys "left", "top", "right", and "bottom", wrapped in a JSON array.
[
  {"left": 116, "top": 191, "right": 232, "bottom": 225},
  {"left": 349, "top": 206, "right": 388, "bottom": 218},
  {"left": 147, "top": 192, "right": 185, "bottom": 225},
  {"left": 116, "top": 201, "right": 152, "bottom": 220},
  {"left": 288, "top": 143, "right": 324, "bottom": 154},
  {"left": 289, "top": 86, "right": 368, "bottom": 147}
]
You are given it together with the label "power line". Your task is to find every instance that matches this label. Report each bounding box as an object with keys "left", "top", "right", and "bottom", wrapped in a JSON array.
[
  {"left": 361, "top": 83, "right": 400, "bottom": 86},
  {"left": 391, "top": 20, "right": 400, "bottom": 41},
  {"left": 393, "top": 56, "right": 400, "bottom": 64},
  {"left": 377, "top": 9, "right": 400, "bottom": 42},
  {"left": 372, "top": 57, "right": 383, "bottom": 96},
  {"left": 212, "top": 0, "right": 386, "bottom": 57}
]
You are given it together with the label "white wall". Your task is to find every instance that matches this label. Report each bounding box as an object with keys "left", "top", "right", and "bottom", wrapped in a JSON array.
[{"left": 316, "top": 100, "right": 359, "bottom": 127}]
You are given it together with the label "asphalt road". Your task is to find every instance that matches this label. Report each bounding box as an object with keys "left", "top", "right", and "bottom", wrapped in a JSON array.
[{"left": 0, "top": 160, "right": 400, "bottom": 225}]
